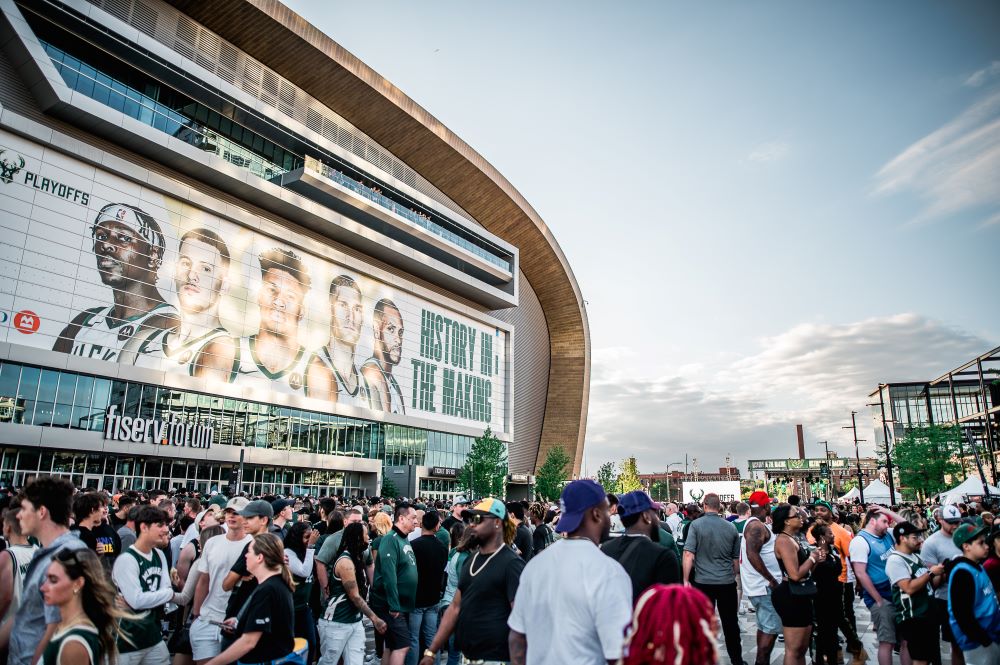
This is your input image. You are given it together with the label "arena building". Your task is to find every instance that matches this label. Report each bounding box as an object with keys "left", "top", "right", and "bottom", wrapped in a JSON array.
[{"left": 0, "top": 0, "right": 589, "bottom": 498}]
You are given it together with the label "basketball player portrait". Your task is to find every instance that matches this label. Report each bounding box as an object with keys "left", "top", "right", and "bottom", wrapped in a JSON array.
[
  {"left": 312, "top": 275, "right": 369, "bottom": 407},
  {"left": 361, "top": 298, "right": 405, "bottom": 414},
  {"left": 130, "top": 228, "right": 237, "bottom": 381},
  {"left": 54, "top": 203, "right": 178, "bottom": 362},
  {"left": 236, "top": 247, "right": 328, "bottom": 397}
]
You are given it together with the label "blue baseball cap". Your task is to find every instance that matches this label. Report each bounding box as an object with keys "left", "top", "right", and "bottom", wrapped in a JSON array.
[
  {"left": 558, "top": 479, "right": 608, "bottom": 534},
  {"left": 619, "top": 491, "right": 661, "bottom": 518}
]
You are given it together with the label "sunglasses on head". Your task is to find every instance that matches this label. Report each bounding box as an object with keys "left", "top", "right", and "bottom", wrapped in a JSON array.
[
  {"left": 464, "top": 514, "right": 496, "bottom": 525},
  {"left": 55, "top": 548, "right": 85, "bottom": 569}
]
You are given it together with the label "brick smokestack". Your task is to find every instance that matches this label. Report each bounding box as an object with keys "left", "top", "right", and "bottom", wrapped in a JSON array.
[{"left": 796, "top": 424, "right": 805, "bottom": 459}]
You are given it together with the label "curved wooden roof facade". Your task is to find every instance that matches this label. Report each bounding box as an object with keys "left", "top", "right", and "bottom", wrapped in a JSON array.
[{"left": 164, "top": 0, "right": 590, "bottom": 475}]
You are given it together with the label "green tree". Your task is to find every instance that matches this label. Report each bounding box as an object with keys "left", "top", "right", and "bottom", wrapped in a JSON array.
[
  {"left": 380, "top": 475, "right": 399, "bottom": 499},
  {"left": 893, "top": 425, "right": 963, "bottom": 502},
  {"left": 595, "top": 461, "right": 617, "bottom": 492},
  {"left": 458, "top": 427, "right": 508, "bottom": 500},
  {"left": 535, "top": 446, "right": 572, "bottom": 501},
  {"left": 616, "top": 457, "right": 643, "bottom": 493},
  {"left": 649, "top": 479, "right": 672, "bottom": 502}
]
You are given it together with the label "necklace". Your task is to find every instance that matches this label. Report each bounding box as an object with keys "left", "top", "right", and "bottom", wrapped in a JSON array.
[
  {"left": 469, "top": 547, "right": 503, "bottom": 577},
  {"left": 58, "top": 610, "right": 88, "bottom": 632}
]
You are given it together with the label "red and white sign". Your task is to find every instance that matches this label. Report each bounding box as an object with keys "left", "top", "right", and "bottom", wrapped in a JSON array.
[{"left": 13, "top": 310, "right": 40, "bottom": 334}]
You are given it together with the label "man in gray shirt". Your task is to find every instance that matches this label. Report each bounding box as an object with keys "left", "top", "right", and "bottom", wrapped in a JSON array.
[
  {"left": 921, "top": 505, "right": 965, "bottom": 665},
  {"left": 0, "top": 477, "right": 86, "bottom": 665},
  {"left": 683, "top": 493, "right": 744, "bottom": 665}
]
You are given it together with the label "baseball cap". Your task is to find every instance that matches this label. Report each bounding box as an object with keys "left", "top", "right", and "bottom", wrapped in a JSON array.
[
  {"left": 893, "top": 521, "right": 926, "bottom": 541},
  {"left": 941, "top": 505, "right": 963, "bottom": 524},
  {"left": 618, "top": 491, "right": 661, "bottom": 518},
  {"left": 748, "top": 491, "right": 771, "bottom": 508},
  {"left": 242, "top": 500, "right": 275, "bottom": 519},
  {"left": 271, "top": 498, "right": 294, "bottom": 514},
  {"left": 557, "top": 479, "right": 608, "bottom": 534},
  {"left": 224, "top": 496, "right": 250, "bottom": 513},
  {"left": 813, "top": 500, "right": 834, "bottom": 513},
  {"left": 452, "top": 496, "right": 470, "bottom": 506},
  {"left": 461, "top": 498, "right": 507, "bottom": 521},
  {"left": 952, "top": 523, "right": 989, "bottom": 549}
]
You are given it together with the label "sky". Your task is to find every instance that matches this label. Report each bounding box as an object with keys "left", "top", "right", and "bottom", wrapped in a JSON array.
[{"left": 285, "top": 1, "right": 1000, "bottom": 476}]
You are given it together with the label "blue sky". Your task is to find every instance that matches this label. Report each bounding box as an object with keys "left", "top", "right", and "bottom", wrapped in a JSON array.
[{"left": 286, "top": 1, "right": 1000, "bottom": 474}]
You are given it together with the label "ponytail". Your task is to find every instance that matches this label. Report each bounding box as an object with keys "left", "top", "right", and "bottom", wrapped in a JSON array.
[{"left": 251, "top": 533, "right": 296, "bottom": 592}]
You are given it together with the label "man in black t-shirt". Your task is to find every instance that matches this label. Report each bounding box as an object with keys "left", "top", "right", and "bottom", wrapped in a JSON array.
[
  {"left": 418, "top": 498, "right": 525, "bottom": 665},
  {"left": 440, "top": 496, "right": 469, "bottom": 533},
  {"left": 600, "top": 490, "right": 680, "bottom": 602},
  {"left": 221, "top": 500, "right": 273, "bottom": 631},
  {"left": 73, "top": 492, "right": 122, "bottom": 571},
  {"left": 410, "top": 511, "right": 449, "bottom": 659}
]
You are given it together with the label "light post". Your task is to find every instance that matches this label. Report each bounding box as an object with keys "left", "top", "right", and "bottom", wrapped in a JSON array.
[
  {"left": 664, "top": 462, "right": 683, "bottom": 504},
  {"left": 843, "top": 411, "right": 867, "bottom": 505},
  {"left": 816, "top": 441, "right": 830, "bottom": 500}
]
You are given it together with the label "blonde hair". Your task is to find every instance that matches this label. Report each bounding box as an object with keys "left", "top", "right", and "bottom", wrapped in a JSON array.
[{"left": 372, "top": 512, "right": 392, "bottom": 537}]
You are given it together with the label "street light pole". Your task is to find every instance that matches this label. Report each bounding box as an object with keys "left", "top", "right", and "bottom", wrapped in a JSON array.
[
  {"left": 816, "top": 441, "right": 830, "bottom": 500},
  {"left": 664, "top": 462, "right": 683, "bottom": 504},
  {"left": 844, "top": 411, "right": 866, "bottom": 505}
]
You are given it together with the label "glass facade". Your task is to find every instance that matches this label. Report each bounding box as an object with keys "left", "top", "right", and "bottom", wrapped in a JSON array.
[
  {"left": 0, "top": 446, "right": 367, "bottom": 496},
  {"left": 887, "top": 383, "right": 993, "bottom": 428},
  {"left": 0, "top": 360, "right": 476, "bottom": 470},
  {"left": 418, "top": 477, "right": 462, "bottom": 501},
  {"left": 28, "top": 10, "right": 512, "bottom": 273}
]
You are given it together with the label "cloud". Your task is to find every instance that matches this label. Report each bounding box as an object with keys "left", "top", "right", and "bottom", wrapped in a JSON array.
[
  {"left": 965, "top": 61, "right": 1000, "bottom": 87},
  {"left": 746, "top": 141, "right": 790, "bottom": 163},
  {"left": 873, "top": 90, "right": 1000, "bottom": 227},
  {"left": 584, "top": 315, "right": 988, "bottom": 477}
]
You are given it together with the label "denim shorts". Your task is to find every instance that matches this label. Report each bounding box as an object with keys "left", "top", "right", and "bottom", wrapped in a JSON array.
[{"left": 749, "top": 591, "right": 782, "bottom": 636}]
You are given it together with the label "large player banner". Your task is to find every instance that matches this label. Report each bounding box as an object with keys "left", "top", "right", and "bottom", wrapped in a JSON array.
[{"left": 0, "top": 130, "right": 507, "bottom": 432}]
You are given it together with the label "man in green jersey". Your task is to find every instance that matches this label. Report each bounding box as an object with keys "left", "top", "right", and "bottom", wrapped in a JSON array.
[
  {"left": 113, "top": 506, "right": 184, "bottom": 665},
  {"left": 886, "top": 521, "right": 946, "bottom": 665},
  {"left": 369, "top": 502, "right": 418, "bottom": 665}
]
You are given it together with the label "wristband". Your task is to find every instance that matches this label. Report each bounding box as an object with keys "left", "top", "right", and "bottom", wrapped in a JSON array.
[{"left": 423, "top": 649, "right": 436, "bottom": 658}]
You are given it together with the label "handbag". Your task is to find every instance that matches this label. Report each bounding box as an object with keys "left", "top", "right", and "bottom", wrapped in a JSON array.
[{"left": 787, "top": 575, "right": 817, "bottom": 596}]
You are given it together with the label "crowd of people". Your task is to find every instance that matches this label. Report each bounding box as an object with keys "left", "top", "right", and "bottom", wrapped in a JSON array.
[{"left": 1, "top": 477, "right": 1000, "bottom": 665}]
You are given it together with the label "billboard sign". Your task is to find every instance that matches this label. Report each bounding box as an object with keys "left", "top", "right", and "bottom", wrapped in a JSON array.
[
  {"left": 0, "top": 131, "right": 507, "bottom": 432},
  {"left": 681, "top": 481, "right": 741, "bottom": 504}
]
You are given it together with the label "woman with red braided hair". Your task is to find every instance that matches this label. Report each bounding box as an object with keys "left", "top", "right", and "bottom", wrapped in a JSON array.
[{"left": 620, "top": 584, "right": 720, "bottom": 665}]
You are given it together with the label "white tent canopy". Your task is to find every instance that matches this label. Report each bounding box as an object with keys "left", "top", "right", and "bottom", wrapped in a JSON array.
[
  {"left": 939, "top": 476, "right": 1000, "bottom": 505},
  {"left": 839, "top": 487, "right": 860, "bottom": 502},
  {"left": 860, "top": 479, "right": 899, "bottom": 505}
]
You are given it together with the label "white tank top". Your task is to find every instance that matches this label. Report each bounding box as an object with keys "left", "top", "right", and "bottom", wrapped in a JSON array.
[
  {"left": 2, "top": 544, "right": 38, "bottom": 624},
  {"left": 739, "top": 516, "right": 781, "bottom": 597},
  {"left": 236, "top": 335, "right": 313, "bottom": 396},
  {"left": 70, "top": 303, "right": 177, "bottom": 362}
]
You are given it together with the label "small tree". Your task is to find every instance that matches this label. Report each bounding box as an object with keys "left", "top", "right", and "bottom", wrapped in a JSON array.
[
  {"left": 534, "top": 445, "right": 572, "bottom": 501},
  {"left": 595, "top": 461, "right": 617, "bottom": 492},
  {"left": 649, "top": 479, "right": 672, "bottom": 502},
  {"left": 380, "top": 476, "right": 399, "bottom": 499},
  {"left": 616, "top": 457, "right": 643, "bottom": 493},
  {"left": 458, "top": 427, "right": 508, "bottom": 500},
  {"left": 893, "top": 425, "right": 963, "bottom": 502}
]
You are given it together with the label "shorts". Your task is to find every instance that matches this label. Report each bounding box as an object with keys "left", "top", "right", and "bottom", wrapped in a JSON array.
[
  {"left": 118, "top": 642, "right": 171, "bottom": 665},
  {"left": 189, "top": 616, "right": 222, "bottom": 661},
  {"left": 749, "top": 592, "right": 782, "bottom": 636},
  {"left": 897, "top": 617, "right": 940, "bottom": 662},
  {"left": 934, "top": 597, "right": 956, "bottom": 643},
  {"left": 771, "top": 582, "right": 813, "bottom": 628},
  {"left": 372, "top": 606, "right": 410, "bottom": 653},
  {"left": 870, "top": 602, "right": 897, "bottom": 645}
]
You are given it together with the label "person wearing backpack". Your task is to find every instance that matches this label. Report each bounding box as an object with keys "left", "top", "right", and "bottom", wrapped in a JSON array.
[
  {"left": 600, "top": 491, "right": 680, "bottom": 602},
  {"left": 528, "top": 504, "right": 555, "bottom": 556}
]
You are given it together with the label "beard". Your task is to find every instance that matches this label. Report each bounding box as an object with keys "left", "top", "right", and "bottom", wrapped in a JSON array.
[{"left": 465, "top": 530, "right": 485, "bottom": 548}]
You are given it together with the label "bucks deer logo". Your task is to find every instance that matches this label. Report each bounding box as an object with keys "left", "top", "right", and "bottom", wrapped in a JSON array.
[
  {"left": 0, "top": 151, "right": 25, "bottom": 185},
  {"left": 689, "top": 488, "right": 705, "bottom": 503}
]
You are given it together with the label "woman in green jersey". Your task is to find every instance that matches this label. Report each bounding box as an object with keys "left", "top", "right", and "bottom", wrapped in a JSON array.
[{"left": 40, "top": 548, "right": 126, "bottom": 665}]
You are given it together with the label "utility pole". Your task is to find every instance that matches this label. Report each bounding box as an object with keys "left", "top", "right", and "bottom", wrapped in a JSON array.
[
  {"left": 817, "top": 441, "right": 830, "bottom": 500},
  {"left": 844, "top": 411, "right": 866, "bottom": 504}
]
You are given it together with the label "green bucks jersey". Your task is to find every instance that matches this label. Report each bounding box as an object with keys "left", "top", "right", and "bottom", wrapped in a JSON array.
[{"left": 889, "top": 550, "right": 931, "bottom": 623}]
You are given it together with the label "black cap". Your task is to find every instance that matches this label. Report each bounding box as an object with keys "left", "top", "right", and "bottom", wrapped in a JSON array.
[{"left": 893, "top": 521, "right": 926, "bottom": 541}]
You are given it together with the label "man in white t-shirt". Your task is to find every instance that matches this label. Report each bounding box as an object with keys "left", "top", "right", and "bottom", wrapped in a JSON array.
[
  {"left": 190, "top": 497, "right": 252, "bottom": 664},
  {"left": 664, "top": 502, "right": 682, "bottom": 535},
  {"left": 508, "top": 480, "right": 632, "bottom": 665}
]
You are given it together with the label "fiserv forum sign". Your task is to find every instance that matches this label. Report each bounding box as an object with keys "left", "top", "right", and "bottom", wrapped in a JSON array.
[
  {"left": 0, "top": 131, "right": 507, "bottom": 433},
  {"left": 103, "top": 405, "right": 213, "bottom": 448}
]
